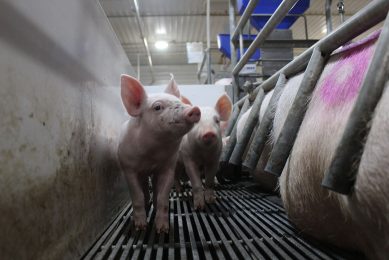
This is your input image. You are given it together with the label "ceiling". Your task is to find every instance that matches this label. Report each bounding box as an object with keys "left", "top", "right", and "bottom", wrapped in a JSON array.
[{"left": 99, "top": 0, "right": 379, "bottom": 84}]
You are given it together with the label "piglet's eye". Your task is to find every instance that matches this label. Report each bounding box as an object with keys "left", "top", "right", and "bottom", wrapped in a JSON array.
[
  {"left": 153, "top": 102, "right": 163, "bottom": 111},
  {"left": 214, "top": 117, "right": 220, "bottom": 124}
]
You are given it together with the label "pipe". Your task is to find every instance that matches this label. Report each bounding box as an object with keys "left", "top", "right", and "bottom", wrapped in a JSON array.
[
  {"left": 234, "top": 0, "right": 389, "bottom": 107},
  {"left": 243, "top": 73, "right": 286, "bottom": 171},
  {"left": 232, "top": 0, "right": 259, "bottom": 42},
  {"left": 232, "top": 0, "right": 300, "bottom": 76},
  {"left": 229, "top": 0, "right": 238, "bottom": 103},
  {"left": 265, "top": 47, "right": 329, "bottom": 176},
  {"left": 206, "top": 0, "right": 212, "bottom": 84},
  {"left": 251, "top": 14, "right": 309, "bottom": 40},
  {"left": 229, "top": 88, "right": 265, "bottom": 165},
  {"left": 325, "top": 0, "right": 333, "bottom": 34},
  {"left": 133, "top": 0, "right": 154, "bottom": 82},
  {"left": 220, "top": 98, "right": 251, "bottom": 163},
  {"left": 322, "top": 14, "right": 389, "bottom": 195},
  {"left": 239, "top": 29, "right": 244, "bottom": 58},
  {"left": 337, "top": 0, "right": 345, "bottom": 24}
]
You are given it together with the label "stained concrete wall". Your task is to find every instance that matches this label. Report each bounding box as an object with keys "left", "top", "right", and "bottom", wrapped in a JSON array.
[{"left": 0, "top": 0, "right": 134, "bottom": 259}]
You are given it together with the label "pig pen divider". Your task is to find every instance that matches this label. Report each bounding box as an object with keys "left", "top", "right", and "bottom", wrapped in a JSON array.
[
  {"left": 222, "top": 0, "right": 389, "bottom": 191},
  {"left": 322, "top": 12, "right": 389, "bottom": 195}
]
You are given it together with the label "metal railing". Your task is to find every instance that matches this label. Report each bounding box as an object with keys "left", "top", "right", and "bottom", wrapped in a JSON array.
[{"left": 221, "top": 0, "right": 389, "bottom": 195}]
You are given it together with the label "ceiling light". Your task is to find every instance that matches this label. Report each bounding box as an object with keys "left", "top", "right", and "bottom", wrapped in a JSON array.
[
  {"left": 156, "top": 28, "right": 166, "bottom": 35},
  {"left": 155, "top": 40, "right": 168, "bottom": 50}
]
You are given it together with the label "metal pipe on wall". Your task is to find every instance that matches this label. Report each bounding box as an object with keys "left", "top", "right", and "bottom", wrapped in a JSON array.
[
  {"left": 338, "top": 0, "right": 345, "bottom": 24},
  {"left": 325, "top": 0, "right": 333, "bottom": 34},
  {"left": 229, "top": 0, "right": 238, "bottom": 103},
  {"left": 133, "top": 0, "right": 154, "bottom": 82},
  {"left": 206, "top": 0, "right": 212, "bottom": 84},
  {"left": 322, "top": 14, "right": 389, "bottom": 195}
]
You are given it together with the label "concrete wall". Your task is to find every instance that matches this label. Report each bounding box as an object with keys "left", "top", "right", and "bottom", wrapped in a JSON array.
[{"left": 0, "top": 0, "right": 134, "bottom": 259}]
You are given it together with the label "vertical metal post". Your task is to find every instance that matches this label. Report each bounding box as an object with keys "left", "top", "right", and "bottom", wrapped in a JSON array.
[
  {"left": 229, "top": 88, "right": 265, "bottom": 165},
  {"left": 265, "top": 48, "right": 329, "bottom": 176},
  {"left": 229, "top": 0, "right": 238, "bottom": 103},
  {"left": 206, "top": 0, "right": 212, "bottom": 84},
  {"left": 220, "top": 98, "right": 251, "bottom": 163},
  {"left": 243, "top": 73, "right": 287, "bottom": 171},
  {"left": 322, "top": 15, "right": 389, "bottom": 195},
  {"left": 239, "top": 29, "right": 244, "bottom": 58},
  {"left": 229, "top": 0, "right": 237, "bottom": 68},
  {"left": 337, "top": 0, "right": 345, "bottom": 24},
  {"left": 325, "top": 0, "right": 333, "bottom": 34}
]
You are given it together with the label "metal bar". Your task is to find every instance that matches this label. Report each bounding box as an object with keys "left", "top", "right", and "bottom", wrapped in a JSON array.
[
  {"left": 197, "top": 50, "right": 207, "bottom": 82},
  {"left": 337, "top": 0, "right": 345, "bottom": 24},
  {"left": 265, "top": 47, "right": 329, "bottom": 176},
  {"left": 229, "top": 0, "right": 237, "bottom": 69},
  {"left": 322, "top": 14, "right": 389, "bottom": 195},
  {"left": 234, "top": 0, "right": 389, "bottom": 106},
  {"left": 209, "top": 204, "right": 252, "bottom": 258},
  {"left": 229, "top": 88, "right": 265, "bottom": 165},
  {"left": 243, "top": 73, "right": 286, "bottom": 171},
  {"left": 83, "top": 204, "right": 132, "bottom": 259},
  {"left": 132, "top": 0, "right": 154, "bottom": 82},
  {"left": 224, "top": 104, "right": 240, "bottom": 137},
  {"left": 239, "top": 39, "right": 318, "bottom": 49},
  {"left": 325, "top": 0, "right": 333, "bottom": 34},
  {"left": 220, "top": 98, "right": 251, "bottom": 163},
  {"left": 302, "top": 14, "right": 309, "bottom": 40},
  {"left": 232, "top": 0, "right": 300, "bottom": 76},
  {"left": 239, "top": 29, "right": 244, "bottom": 58},
  {"left": 231, "top": 0, "right": 259, "bottom": 41},
  {"left": 250, "top": 13, "right": 309, "bottom": 40},
  {"left": 206, "top": 0, "right": 212, "bottom": 84}
]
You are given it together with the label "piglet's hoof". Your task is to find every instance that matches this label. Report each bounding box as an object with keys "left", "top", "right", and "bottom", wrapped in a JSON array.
[
  {"left": 193, "top": 192, "right": 205, "bottom": 210},
  {"left": 134, "top": 219, "right": 147, "bottom": 231},
  {"left": 205, "top": 189, "right": 216, "bottom": 204},
  {"left": 155, "top": 219, "right": 169, "bottom": 234}
]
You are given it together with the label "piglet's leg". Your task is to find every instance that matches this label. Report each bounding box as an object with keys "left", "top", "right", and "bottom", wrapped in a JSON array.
[
  {"left": 125, "top": 172, "right": 147, "bottom": 231},
  {"left": 204, "top": 164, "right": 218, "bottom": 204},
  {"left": 184, "top": 159, "right": 204, "bottom": 210},
  {"left": 153, "top": 168, "right": 175, "bottom": 233}
]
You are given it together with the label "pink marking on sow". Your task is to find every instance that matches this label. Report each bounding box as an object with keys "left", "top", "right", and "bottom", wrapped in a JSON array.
[{"left": 319, "top": 31, "right": 379, "bottom": 107}]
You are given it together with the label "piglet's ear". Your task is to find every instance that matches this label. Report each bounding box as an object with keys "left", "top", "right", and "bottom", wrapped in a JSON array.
[
  {"left": 180, "top": 95, "right": 192, "bottom": 106},
  {"left": 121, "top": 74, "right": 147, "bottom": 117},
  {"left": 215, "top": 93, "right": 232, "bottom": 121},
  {"left": 165, "top": 73, "right": 180, "bottom": 98}
]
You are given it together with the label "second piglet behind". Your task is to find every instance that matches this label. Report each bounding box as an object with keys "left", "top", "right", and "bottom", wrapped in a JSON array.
[{"left": 178, "top": 94, "right": 232, "bottom": 209}]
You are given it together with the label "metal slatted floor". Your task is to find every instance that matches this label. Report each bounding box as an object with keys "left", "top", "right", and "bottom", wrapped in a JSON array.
[{"left": 82, "top": 183, "right": 364, "bottom": 260}]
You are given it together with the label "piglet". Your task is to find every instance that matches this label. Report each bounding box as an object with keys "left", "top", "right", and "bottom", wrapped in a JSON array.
[
  {"left": 117, "top": 75, "right": 201, "bottom": 233},
  {"left": 179, "top": 94, "right": 232, "bottom": 209}
]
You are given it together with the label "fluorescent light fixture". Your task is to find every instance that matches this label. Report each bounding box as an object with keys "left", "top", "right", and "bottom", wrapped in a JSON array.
[
  {"left": 156, "top": 27, "right": 166, "bottom": 34},
  {"left": 155, "top": 40, "right": 168, "bottom": 50}
]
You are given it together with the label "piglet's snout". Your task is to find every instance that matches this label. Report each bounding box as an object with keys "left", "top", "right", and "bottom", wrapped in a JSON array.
[
  {"left": 184, "top": 106, "right": 201, "bottom": 124},
  {"left": 202, "top": 132, "right": 217, "bottom": 145}
]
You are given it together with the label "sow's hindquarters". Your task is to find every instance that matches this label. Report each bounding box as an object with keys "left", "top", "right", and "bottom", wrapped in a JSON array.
[{"left": 275, "top": 31, "right": 388, "bottom": 259}]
